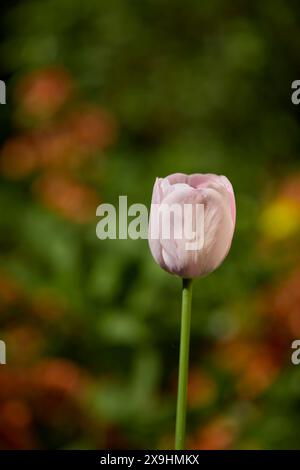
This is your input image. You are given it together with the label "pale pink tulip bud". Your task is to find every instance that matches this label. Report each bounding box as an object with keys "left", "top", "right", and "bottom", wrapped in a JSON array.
[{"left": 148, "top": 173, "right": 236, "bottom": 278}]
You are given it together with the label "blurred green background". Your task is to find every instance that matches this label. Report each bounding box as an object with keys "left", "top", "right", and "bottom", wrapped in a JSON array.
[{"left": 1, "top": 0, "right": 300, "bottom": 450}]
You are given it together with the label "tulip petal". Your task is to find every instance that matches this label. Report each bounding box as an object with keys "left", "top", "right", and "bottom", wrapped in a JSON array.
[{"left": 148, "top": 173, "right": 236, "bottom": 278}]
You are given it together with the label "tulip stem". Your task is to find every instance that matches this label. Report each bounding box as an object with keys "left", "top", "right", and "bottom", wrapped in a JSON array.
[{"left": 175, "top": 277, "right": 193, "bottom": 450}]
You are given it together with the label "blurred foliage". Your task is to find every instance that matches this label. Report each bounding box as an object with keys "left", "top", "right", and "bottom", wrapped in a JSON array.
[{"left": 1, "top": 0, "right": 300, "bottom": 450}]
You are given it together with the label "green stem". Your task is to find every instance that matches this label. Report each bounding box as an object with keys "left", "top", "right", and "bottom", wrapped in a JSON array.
[{"left": 175, "top": 277, "right": 193, "bottom": 450}]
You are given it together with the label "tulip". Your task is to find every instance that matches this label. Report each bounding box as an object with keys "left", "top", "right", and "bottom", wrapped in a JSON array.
[
  {"left": 148, "top": 173, "right": 236, "bottom": 278},
  {"left": 148, "top": 173, "right": 236, "bottom": 450}
]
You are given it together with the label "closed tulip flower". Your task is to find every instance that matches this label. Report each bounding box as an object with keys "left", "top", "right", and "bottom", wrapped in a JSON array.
[
  {"left": 148, "top": 172, "right": 236, "bottom": 450},
  {"left": 148, "top": 173, "right": 236, "bottom": 279}
]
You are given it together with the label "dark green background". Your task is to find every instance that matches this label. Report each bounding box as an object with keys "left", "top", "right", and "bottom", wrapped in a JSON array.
[{"left": 1, "top": 0, "right": 300, "bottom": 449}]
